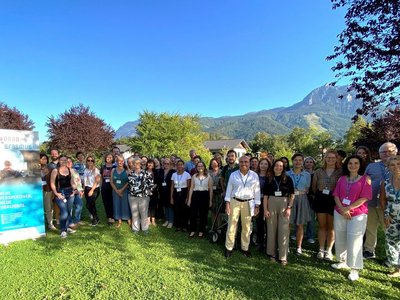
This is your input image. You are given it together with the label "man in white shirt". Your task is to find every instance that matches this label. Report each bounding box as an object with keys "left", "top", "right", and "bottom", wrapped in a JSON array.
[{"left": 224, "top": 155, "right": 261, "bottom": 258}]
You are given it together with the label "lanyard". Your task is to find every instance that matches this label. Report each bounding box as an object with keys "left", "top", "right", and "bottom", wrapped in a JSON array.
[
  {"left": 290, "top": 171, "right": 302, "bottom": 189},
  {"left": 240, "top": 173, "right": 249, "bottom": 188},
  {"left": 274, "top": 177, "right": 282, "bottom": 191},
  {"left": 345, "top": 175, "right": 360, "bottom": 198}
]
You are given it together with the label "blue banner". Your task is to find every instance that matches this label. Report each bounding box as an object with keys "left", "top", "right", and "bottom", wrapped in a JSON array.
[{"left": 0, "top": 129, "right": 45, "bottom": 244}]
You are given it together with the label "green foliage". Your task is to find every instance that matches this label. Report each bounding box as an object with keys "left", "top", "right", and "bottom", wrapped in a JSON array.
[
  {"left": 341, "top": 116, "right": 368, "bottom": 153},
  {"left": 128, "top": 111, "right": 212, "bottom": 163},
  {"left": 329, "top": 0, "right": 400, "bottom": 117},
  {"left": 250, "top": 127, "right": 335, "bottom": 159}
]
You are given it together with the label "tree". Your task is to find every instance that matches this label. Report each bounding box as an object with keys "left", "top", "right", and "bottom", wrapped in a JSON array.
[
  {"left": 355, "top": 107, "right": 400, "bottom": 157},
  {"left": 249, "top": 132, "right": 292, "bottom": 159},
  {"left": 341, "top": 116, "right": 368, "bottom": 153},
  {"left": 128, "top": 111, "right": 212, "bottom": 163},
  {"left": 0, "top": 102, "right": 34, "bottom": 130},
  {"left": 328, "top": 0, "right": 400, "bottom": 117},
  {"left": 46, "top": 104, "right": 115, "bottom": 155}
]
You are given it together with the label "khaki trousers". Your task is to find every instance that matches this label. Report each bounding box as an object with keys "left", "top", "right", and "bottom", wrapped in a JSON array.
[
  {"left": 364, "top": 206, "right": 384, "bottom": 253},
  {"left": 225, "top": 199, "right": 252, "bottom": 251},
  {"left": 266, "top": 196, "right": 290, "bottom": 261}
]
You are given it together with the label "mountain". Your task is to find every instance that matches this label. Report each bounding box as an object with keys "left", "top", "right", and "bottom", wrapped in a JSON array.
[
  {"left": 115, "top": 85, "right": 361, "bottom": 140},
  {"left": 114, "top": 120, "right": 139, "bottom": 139}
]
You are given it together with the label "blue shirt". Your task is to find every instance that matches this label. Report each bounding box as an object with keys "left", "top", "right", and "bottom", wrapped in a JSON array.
[
  {"left": 365, "top": 161, "right": 389, "bottom": 207},
  {"left": 286, "top": 170, "right": 311, "bottom": 191}
]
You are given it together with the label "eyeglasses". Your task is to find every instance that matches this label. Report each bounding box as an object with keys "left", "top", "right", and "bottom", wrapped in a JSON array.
[
  {"left": 379, "top": 149, "right": 395, "bottom": 154},
  {"left": 87, "top": 159, "right": 94, "bottom": 162}
]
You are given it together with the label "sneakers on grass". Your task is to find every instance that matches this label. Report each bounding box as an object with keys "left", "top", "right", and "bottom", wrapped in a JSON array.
[
  {"left": 331, "top": 262, "right": 349, "bottom": 270},
  {"left": 296, "top": 248, "right": 302, "bottom": 256},
  {"left": 60, "top": 231, "right": 67, "bottom": 238},
  {"left": 317, "top": 249, "right": 324, "bottom": 259},
  {"left": 324, "top": 251, "right": 334, "bottom": 261},
  {"left": 348, "top": 269, "right": 359, "bottom": 281},
  {"left": 67, "top": 228, "right": 76, "bottom": 234}
]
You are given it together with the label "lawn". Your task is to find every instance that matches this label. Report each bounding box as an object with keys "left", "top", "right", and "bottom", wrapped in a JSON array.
[{"left": 0, "top": 205, "right": 399, "bottom": 300}]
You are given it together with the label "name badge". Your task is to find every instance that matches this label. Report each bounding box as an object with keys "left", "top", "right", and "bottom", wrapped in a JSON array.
[
  {"left": 105, "top": 179, "right": 110, "bottom": 183},
  {"left": 275, "top": 191, "right": 282, "bottom": 197},
  {"left": 213, "top": 186, "right": 217, "bottom": 190},
  {"left": 295, "top": 191, "right": 300, "bottom": 196},
  {"left": 162, "top": 182, "right": 167, "bottom": 187},
  {"left": 116, "top": 180, "right": 122, "bottom": 184},
  {"left": 342, "top": 198, "right": 351, "bottom": 206},
  {"left": 42, "top": 181, "right": 47, "bottom": 186},
  {"left": 177, "top": 188, "right": 182, "bottom": 192},
  {"left": 392, "top": 203, "right": 400, "bottom": 210},
  {"left": 323, "top": 189, "right": 330, "bottom": 195}
]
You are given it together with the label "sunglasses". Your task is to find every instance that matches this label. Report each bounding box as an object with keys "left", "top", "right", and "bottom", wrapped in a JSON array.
[{"left": 87, "top": 159, "right": 94, "bottom": 162}]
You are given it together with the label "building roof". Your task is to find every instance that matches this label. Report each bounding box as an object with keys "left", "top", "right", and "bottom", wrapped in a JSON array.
[
  {"left": 204, "top": 139, "right": 250, "bottom": 151},
  {"left": 115, "top": 144, "right": 131, "bottom": 153}
]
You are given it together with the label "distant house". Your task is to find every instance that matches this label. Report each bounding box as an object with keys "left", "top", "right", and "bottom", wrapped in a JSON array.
[
  {"left": 204, "top": 139, "right": 251, "bottom": 158},
  {"left": 115, "top": 144, "right": 133, "bottom": 159}
]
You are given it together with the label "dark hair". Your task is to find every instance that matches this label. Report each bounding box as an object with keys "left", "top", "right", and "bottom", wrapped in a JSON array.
[
  {"left": 40, "top": 153, "right": 49, "bottom": 162},
  {"left": 195, "top": 161, "right": 208, "bottom": 176},
  {"left": 280, "top": 156, "right": 290, "bottom": 171},
  {"left": 355, "top": 146, "right": 372, "bottom": 164},
  {"left": 104, "top": 153, "right": 115, "bottom": 163},
  {"left": 193, "top": 155, "right": 202, "bottom": 161},
  {"left": 291, "top": 153, "right": 304, "bottom": 161},
  {"left": 269, "top": 159, "right": 288, "bottom": 183},
  {"left": 227, "top": 149, "right": 237, "bottom": 157},
  {"left": 76, "top": 151, "right": 84, "bottom": 158},
  {"left": 337, "top": 150, "right": 347, "bottom": 158},
  {"left": 176, "top": 159, "right": 185, "bottom": 166},
  {"left": 146, "top": 159, "right": 155, "bottom": 169},
  {"left": 209, "top": 158, "right": 221, "bottom": 169},
  {"left": 342, "top": 155, "right": 365, "bottom": 176}
]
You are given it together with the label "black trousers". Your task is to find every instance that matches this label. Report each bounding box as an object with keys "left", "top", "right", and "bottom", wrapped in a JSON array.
[
  {"left": 189, "top": 191, "right": 209, "bottom": 233},
  {"left": 173, "top": 188, "right": 188, "bottom": 229},
  {"left": 101, "top": 185, "right": 114, "bottom": 219},
  {"left": 85, "top": 187, "right": 100, "bottom": 220}
]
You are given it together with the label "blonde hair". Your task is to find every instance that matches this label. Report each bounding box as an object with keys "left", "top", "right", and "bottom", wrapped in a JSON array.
[{"left": 323, "top": 150, "right": 340, "bottom": 170}]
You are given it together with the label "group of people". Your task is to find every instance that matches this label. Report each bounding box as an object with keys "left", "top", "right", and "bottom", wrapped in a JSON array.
[{"left": 39, "top": 142, "right": 400, "bottom": 282}]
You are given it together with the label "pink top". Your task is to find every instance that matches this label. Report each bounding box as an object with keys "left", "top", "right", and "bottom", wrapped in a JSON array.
[{"left": 333, "top": 175, "right": 372, "bottom": 217}]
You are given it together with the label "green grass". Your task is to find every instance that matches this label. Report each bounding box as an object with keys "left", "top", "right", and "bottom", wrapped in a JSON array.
[{"left": 1, "top": 206, "right": 400, "bottom": 299}]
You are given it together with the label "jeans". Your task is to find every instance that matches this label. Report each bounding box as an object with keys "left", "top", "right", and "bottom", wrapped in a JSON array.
[
  {"left": 55, "top": 189, "right": 74, "bottom": 232},
  {"left": 72, "top": 193, "right": 83, "bottom": 224}
]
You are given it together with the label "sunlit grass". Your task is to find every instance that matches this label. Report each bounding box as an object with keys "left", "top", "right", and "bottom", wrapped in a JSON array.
[{"left": 0, "top": 204, "right": 399, "bottom": 299}]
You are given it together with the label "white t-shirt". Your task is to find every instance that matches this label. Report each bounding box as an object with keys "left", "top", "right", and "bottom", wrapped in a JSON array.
[
  {"left": 171, "top": 171, "right": 191, "bottom": 189},
  {"left": 84, "top": 168, "right": 100, "bottom": 188}
]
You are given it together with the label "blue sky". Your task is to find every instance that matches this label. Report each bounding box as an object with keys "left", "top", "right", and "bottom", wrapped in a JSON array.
[{"left": 0, "top": 1, "right": 346, "bottom": 140}]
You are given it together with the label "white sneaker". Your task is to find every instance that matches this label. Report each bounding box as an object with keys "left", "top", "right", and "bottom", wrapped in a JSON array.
[
  {"left": 348, "top": 270, "right": 359, "bottom": 281},
  {"left": 324, "top": 251, "right": 334, "bottom": 261},
  {"left": 331, "top": 262, "right": 349, "bottom": 270},
  {"left": 317, "top": 249, "right": 325, "bottom": 259},
  {"left": 296, "top": 248, "right": 302, "bottom": 256},
  {"left": 162, "top": 221, "right": 168, "bottom": 227},
  {"left": 307, "top": 238, "right": 315, "bottom": 244},
  {"left": 67, "top": 228, "right": 76, "bottom": 234},
  {"left": 167, "top": 223, "right": 173, "bottom": 229},
  {"left": 60, "top": 231, "right": 67, "bottom": 238}
]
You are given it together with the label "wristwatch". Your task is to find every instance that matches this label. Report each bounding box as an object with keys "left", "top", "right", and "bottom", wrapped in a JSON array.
[{"left": 287, "top": 205, "right": 293, "bottom": 209}]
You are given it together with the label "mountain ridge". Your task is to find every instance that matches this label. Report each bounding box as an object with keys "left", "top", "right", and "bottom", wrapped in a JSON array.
[{"left": 115, "top": 85, "right": 360, "bottom": 140}]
